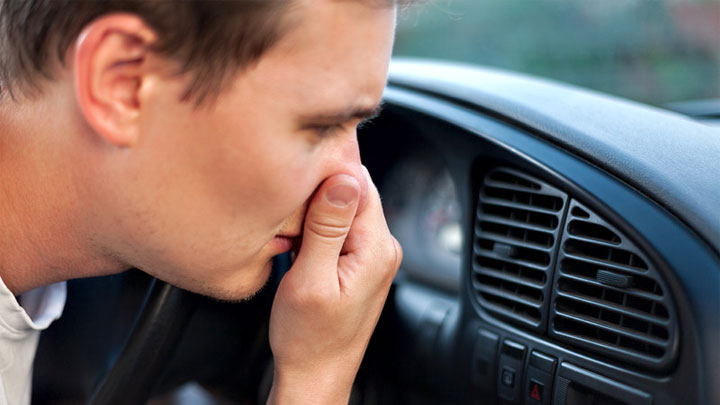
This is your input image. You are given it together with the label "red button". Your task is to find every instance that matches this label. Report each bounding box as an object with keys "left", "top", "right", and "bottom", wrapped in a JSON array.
[{"left": 529, "top": 380, "right": 544, "bottom": 401}]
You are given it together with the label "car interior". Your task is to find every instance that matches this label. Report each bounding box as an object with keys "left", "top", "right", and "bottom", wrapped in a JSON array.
[{"left": 32, "top": 59, "right": 720, "bottom": 405}]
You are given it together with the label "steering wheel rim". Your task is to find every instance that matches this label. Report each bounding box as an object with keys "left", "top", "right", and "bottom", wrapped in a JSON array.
[
  {"left": 87, "top": 254, "right": 292, "bottom": 404},
  {"left": 88, "top": 279, "right": 200, "bottom": 405}
]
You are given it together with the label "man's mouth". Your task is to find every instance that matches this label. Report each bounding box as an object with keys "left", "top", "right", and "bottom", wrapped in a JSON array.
[{"left": 272, "top": 233, "right": 302, "bottom": 255}]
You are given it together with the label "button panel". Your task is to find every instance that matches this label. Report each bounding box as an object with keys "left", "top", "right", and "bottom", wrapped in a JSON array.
[{"left": 470, "top": 330, "right": 651, "bottom": 405}]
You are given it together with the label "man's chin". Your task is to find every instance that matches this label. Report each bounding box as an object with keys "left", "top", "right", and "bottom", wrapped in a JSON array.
[
  {"left": 160, "top": 260, "right": 274, "bottom": 303},
  {"left": 204, "top": 275, "right": 272, "bottom": 303}
]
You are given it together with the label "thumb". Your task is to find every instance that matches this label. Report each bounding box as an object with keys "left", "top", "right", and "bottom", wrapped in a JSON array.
[{"left": 294, "top": 174, "right": 361, "bottom": 273}]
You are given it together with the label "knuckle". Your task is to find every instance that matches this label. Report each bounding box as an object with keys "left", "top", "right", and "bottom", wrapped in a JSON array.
[
  {"left": 306, "top": 217, "right": 352, "bottom": 240},
  {"left": 384, "top": 236, "right": 400, "bottom": 265},
  {"left": 392, "top": 237, "right": 403, "bottom": 271},
  {"left": 379, "top": 236, "right": 402, "bottom": 284}
]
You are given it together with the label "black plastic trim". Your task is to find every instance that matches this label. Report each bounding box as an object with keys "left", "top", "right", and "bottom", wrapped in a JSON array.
[
  {"left": 549, "top": 200, "right": 678, "bottom": 370},
  {"left": 388, "top": 60, "right": 720, "bottom": 257},
  {"left": 554, "top": 362, "right": 652, "bottom": 405},
  {"left": 380, "top": 86, "right": 720, "bottom": 404}
]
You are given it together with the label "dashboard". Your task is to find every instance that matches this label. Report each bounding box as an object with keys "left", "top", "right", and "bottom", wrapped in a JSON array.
[
  {"left": 356, "top": 60, "right": 720, "bottom": 405},
  {"left": 381, "top": 145, "right": 463, "bottom": 293}
]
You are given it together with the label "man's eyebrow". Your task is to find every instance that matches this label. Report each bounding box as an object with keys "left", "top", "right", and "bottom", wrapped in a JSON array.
[{"left": 299, "top": 103, "right": 385, "bottom": 125}]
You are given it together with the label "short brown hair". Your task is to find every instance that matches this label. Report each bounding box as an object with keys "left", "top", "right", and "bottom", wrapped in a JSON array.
[{"left": 0, "top": 0, "right": 293, "bottom": 102}]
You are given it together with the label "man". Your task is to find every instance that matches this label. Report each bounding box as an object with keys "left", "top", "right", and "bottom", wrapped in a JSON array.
[{"left": 0, "top": 0, "right": 403, "bottom": 403}]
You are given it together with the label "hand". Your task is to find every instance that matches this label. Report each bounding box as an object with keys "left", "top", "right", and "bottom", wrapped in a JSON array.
[{"left": 267, "top": 168, "right": 402, "bottom": 404}]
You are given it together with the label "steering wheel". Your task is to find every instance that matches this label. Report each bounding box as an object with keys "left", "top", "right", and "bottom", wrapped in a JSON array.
[
  {"left": 88, "top": 255, "right": 291, "bottom": 404},
  {"left": 87, "top": 279, "right": 200, "bottom": 404}
]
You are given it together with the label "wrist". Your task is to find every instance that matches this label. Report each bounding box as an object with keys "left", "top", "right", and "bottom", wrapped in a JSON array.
[{"left": 267, "top": 362, "right": 356, "bottom": 405}]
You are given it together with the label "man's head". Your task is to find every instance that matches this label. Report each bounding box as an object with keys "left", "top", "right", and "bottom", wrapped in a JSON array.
[
  {"left": 0, "top": 0, "right": 399, "bottom": 299},
  {"left": 0, "top": 0, "right": 294, "bottom": 103}
]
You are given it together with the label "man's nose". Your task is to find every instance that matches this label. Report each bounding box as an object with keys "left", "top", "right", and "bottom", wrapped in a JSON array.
[
  {"left": 329, "top": 133, "right": 368, "bottom": 211},
  {"left": 339, "top": 132, "right": 362, "bottom": 164}
]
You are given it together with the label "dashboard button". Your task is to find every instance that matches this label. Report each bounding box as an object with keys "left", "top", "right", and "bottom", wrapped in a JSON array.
[
  {"left": 529, "top": 380, "right": 543, "bottom": 402},
  {"left": 553, "top": 362, "right": 652, "bottom": 405},
  {"left": 502, "top": 367, "right": 515, "bottom": 387},
  {"left": 529, "top": 351, "right": 557, "bottom": 375},
  {"left": 502, "top": 339, "right": 527, "bottom": 359},
  {"left": 525, "top": 351, "right": 556, "bottom": 405},
  {"left": 472, "top": 328, "right": 499, "bottom": 394},
  {"left": 498, "top": 339, "right": 526, "bottom": 403}
]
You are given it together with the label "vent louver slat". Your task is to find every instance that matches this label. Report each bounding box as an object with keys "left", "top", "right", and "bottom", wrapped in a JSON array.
[
  {"left": 472, "top": 168, "right": 567, "bottom": 333},
  {"left": 549, "top": 200, "right": 677, "bottom": 370}
]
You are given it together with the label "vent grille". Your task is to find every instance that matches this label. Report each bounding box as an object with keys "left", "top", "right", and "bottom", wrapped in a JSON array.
[
  {"left": 549, "top": 200, "right": 677, "bottom": 369},
  {"left": 472, "top": 168, "right": 567, "bottom": 332}
]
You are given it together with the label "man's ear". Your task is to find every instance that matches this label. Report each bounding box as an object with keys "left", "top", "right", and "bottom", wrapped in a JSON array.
[{"left": 74, "top": 13, "right": 158, "bottom": 147}]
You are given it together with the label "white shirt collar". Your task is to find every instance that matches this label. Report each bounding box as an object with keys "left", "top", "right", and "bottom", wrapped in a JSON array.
[{"left": 0, "top": 275, "right": 66, "bottom": 332}]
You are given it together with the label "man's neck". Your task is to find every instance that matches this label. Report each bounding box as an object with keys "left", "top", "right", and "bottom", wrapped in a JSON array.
[{"left": 0, "top": 101, "right": 125, "bottom": 295}]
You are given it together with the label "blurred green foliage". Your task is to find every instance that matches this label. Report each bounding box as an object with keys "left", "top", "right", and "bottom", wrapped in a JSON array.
[{"left": 394, "top": 0, "right": 720, "bottom": 105}]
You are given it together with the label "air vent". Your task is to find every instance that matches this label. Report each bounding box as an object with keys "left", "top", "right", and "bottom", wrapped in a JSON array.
[
  {"left": 549, "top": 200, "right": 677, "bottom": 370},
  {"left": 472, "top": 168, "right": 567, "bottom": 332}
]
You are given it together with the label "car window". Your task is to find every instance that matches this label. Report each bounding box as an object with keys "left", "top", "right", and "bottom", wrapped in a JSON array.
[{"left": 394, "top": 0, "right": 720, "bottom": 106}]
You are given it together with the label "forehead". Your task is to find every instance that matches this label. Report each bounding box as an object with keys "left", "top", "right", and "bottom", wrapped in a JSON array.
[{"left": 238, "top": 0, "right": 397, "bottom": 113}]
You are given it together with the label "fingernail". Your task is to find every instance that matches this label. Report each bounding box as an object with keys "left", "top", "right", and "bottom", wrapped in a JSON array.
[{"left": 326, "top": 183, "right": 358, "bottom": 207}]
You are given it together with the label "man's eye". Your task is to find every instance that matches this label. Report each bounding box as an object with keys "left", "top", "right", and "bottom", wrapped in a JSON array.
[
  {"left": 312, "top": 124, "right": 343, "bottom": 137},
  {"left": 309, "top": 117, "right": 372, "bottom": 138}
]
